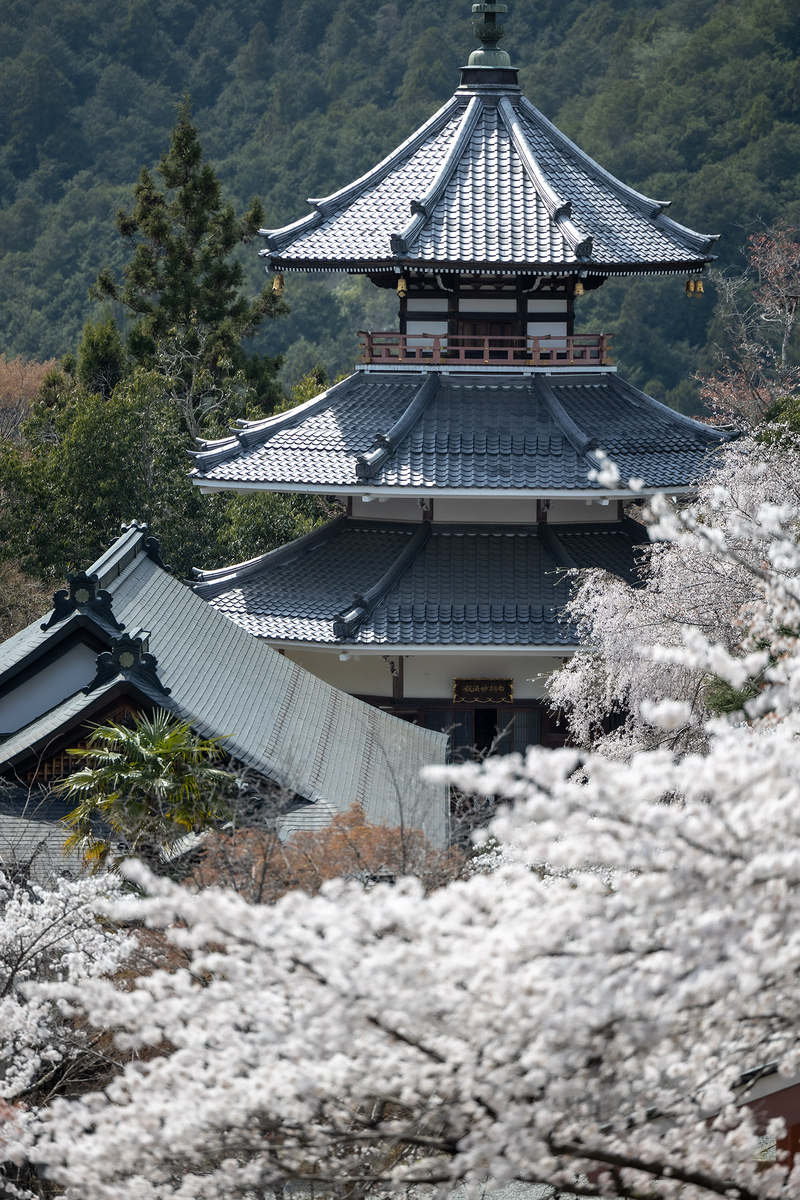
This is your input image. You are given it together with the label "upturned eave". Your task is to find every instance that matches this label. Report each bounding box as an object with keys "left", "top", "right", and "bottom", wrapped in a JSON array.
[{"left": 260, "top": 256, "right": 716, "bottom": 278}]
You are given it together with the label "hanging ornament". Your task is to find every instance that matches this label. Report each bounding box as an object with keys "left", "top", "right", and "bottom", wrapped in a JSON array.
[
  {"left": 695, "top": 279, "right": 704, "bottom": 295},
  {"left": 397, "top": 277, "right": 408, "bottom": 298},
  {"left": 272, "top": 273, "right": 285, "bottom": 295},
  {"left": 574, "top": 280, "right": 585, "bottom": 297},
  {"left": 685, "top": 279, "right": 696, "bottom": 296}
]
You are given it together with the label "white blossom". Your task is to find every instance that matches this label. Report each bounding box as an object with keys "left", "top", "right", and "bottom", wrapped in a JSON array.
[
  {"left": 8, "top": 439, "right": 800, "bottom": 1200},
  {"left": 549, "top": 434, "right": 800, "bottom": 755}
]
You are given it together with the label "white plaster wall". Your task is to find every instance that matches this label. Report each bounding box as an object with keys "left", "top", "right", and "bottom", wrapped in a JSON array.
[
  {"left": 434, "top": 496, "right": 537, "bottom": 523},
  {"left": 407, "top": 298, "right": 448, "bottom": 312},
  {"left": 352, "top": 496, "right": 423, "bottom": 521},
  {"left": 527, "top": 321, "right": 567, "bottom": 340},
  {"left": 528, "top": 298, "right": 568, "bottom": 312},
  {"left": 280, "top": 648, "right": 394, "bottom": 696},
  {"left": 404, "top": 654, "right": 563, "bottom": 699},
  {"left": 547, "top": 498, "right": 617, "bottom": 523},
  {"left": 0, "top": 642, "right": 98, "bottom": 734},
  {"left": 278, "top": 647, "right": 566, "bottom": 702},
  {"left": 352, "top": 498, "right": 619, "bottom": 524},
  {"left": 459, "top": 298, "right": 517, "bottom": 312}
]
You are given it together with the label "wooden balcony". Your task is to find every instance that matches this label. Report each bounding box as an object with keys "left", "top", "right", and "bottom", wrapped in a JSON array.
[{"left": 358, "top": 331, "right": 614, "bottom": 367}]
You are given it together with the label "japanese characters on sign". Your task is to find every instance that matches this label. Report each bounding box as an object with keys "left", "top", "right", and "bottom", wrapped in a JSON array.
[{"left": 453, "top": 678, "right": 514, "bottom": 704}]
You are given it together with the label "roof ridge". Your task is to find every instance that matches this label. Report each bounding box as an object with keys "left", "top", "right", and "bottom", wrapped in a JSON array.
[
  {"left": 537, "top": 522, "right": 578, "bottom": 571},
  {"left": 497, "top": 97, "right": 592, "bottom": 261},
  {"left": 516, "top": 96, "right": 718, "bottom": 252},
  {"left": 334, "top": 521, "right": 432, "bottom": 639},
  {"left": 260, "top": 95, "right": 464, "bottom": 253},
  {"left": 191, "top": 513, "right": 349, "bottom": 594},
  {"left": 607, "top": 375, "right": 737, "bottom": 442},
  {"left": 357, "top": 372, "right": 440, "bottom": 480},
  {"left": 190, "top": 374, "right": 361, "bottom": 473},
  {"left": 393, "top": 96, "right": 483, "bottom": 257},
  {"left": 86, "top": 522, "right": 148, "bottom": 590},
  {"left": 535, "top": 376, "right": 596, "bottom": 459}
]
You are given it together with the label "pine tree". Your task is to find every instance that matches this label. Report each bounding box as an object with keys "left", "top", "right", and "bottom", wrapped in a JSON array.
[{"left": 93, "top": 98, "right": 287, "bottom": 423}]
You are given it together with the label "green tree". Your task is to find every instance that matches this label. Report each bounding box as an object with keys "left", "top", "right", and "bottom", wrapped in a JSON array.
[
  {"left": 56, "top": 708, "right": 233, "bottom": 871},
  {"left": 76, "top": 310, "right": 127, "bottom": 398},
  {"left": 0, "top": 368, "right": 205, "bottom": 580},
  {"left": 93, "top": 98, "right": 287, "bottom": 424},
  {"left": 0, "top": 365, "right": 333, "bottom": 582}
]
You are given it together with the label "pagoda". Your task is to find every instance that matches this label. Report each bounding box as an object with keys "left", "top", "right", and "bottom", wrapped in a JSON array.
[{"left": 190, "top": 4, "right": 731, "bottom": 757}]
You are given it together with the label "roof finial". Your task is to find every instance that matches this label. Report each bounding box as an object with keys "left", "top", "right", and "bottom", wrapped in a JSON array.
[{"left": 469, "top": 3, "right": 511, "bottom": 68}]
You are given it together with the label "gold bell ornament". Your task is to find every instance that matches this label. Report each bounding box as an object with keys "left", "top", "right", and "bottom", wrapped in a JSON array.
[
  {"left": 685, "top": 279, "right": 695, "bottom": 296},
  {"left": 695, "top": 279, "right": 704, "bottom": 295},
  {"left": 397, "top": 276, "right": 408, "bottom": 298},
  {"left": 574, "top": 280, "right": 585, "bottom": 297},
  {"left": 272, "top": 272, "right": 285, "bottom": 295}
]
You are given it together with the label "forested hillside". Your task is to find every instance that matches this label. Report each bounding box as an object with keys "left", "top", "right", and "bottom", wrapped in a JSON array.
[{"left": 1, "top": 0, "right": 799, "bottom": 410}]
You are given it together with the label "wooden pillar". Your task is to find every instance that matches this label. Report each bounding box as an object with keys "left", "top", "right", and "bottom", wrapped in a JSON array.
[
  {"left": 777, "top": 1122, "right": 800, "bottom": 1167},
  {"left": 392, "top": 655, "right": 404, "bottom": 702}
]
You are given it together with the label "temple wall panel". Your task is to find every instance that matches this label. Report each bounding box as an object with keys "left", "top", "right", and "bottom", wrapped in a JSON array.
[
  {"left": 434, "top": 497, "right": 537, "bottom": 523},
  {"left": 279, "top": 648, "right": 394, "bottom": 696},
  {"left": 277, "top": 647, "right": 565, "bottom": 703},
  {"left": 351, "top": 496, "right": 424, "bottom": 521},
  {"left": 0, "top": 642, "right": 97, "bottom": 735},
  {"left": 547, "top": 498, "right": 619, "bottom": 523},
  {"left": 404, "top": 653, "right": 560, "bottom": 700}
]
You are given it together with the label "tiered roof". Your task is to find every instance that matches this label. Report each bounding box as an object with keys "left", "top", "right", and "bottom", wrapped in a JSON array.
[
  {"left": 193, "top": 515, "right": 648, "bottom": 648},
  {"left": 191, "top": 372, "right": 732, "bottom": 496},
  {"left": 259, "top": 73, "right": 718, "bottom": 277}
]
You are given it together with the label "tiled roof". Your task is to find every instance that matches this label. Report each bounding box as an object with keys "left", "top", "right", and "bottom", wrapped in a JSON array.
[
  {"left": 260, "top": 80, "right": 717, "bottom": 275},
  {"left": 0, "top": 792, "right": 82, "bottom": 884},
  {"left": 0, "top": 528, "right": 448, "bottom": 844},
  {"left": 191, "top": 370, "right": 732, "bottom": 494},
  {"left": 194, "top": 518, "right": 645, "bottom": 647}
]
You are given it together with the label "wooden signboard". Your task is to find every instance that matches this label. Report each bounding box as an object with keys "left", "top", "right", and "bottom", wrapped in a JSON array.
[{"left": 453, "top": 678, "right": 514, "bottom": 705}]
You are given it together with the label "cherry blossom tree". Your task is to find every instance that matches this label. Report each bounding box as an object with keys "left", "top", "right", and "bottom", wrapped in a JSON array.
[
  {"left": 699, "top": 226, "right": 800, "bottom": 426},
  {"left": 0, "top": 872, "right": 132, "bottom": 1197},
  {"left": 17, "top": 464, "right": 800, "bottom": 1200},
  {"left": 549, "top": 433, "right": 800, "bottom": 754},
  {"left": 5, "top": 450, "right": 800, "bottom": 1200}
]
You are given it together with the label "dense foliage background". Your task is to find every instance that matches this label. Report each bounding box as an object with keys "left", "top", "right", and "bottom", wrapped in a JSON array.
[{"left": 1, "top": 0, "right": 799, "bottom": 410}]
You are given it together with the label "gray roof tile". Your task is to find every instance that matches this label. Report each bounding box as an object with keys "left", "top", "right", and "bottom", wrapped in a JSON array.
[
  {"left": 261, "top": 86, "right": 716, "bottom": 274},
  {"left": 191, "top": 370, "right": 731, "bottom": 493},
  {"left": 0, "top": 530, "right": 448, "bottom": 843},
  {"left": 196, "top": 518, "right": 644, "bottom": 647}
]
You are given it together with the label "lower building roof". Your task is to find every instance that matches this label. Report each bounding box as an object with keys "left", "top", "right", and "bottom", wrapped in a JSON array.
[
  {"left": 193, "top": 517, "right": 647, "bottom": 648},
  {"left": 0, "top": 525, "right": 448, "bottom": 844},
  {"left": 190, "top": 370, "right": 733, "bottom": 495}
]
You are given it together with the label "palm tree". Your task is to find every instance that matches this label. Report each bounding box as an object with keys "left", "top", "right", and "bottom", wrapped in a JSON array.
[{"left": 56, "top": 708, "right": 233, "bottom": 871}]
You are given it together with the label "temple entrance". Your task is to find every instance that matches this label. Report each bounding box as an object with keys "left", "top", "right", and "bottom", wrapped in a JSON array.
[
  {"left": 456, "top": 318, "right": 525, "bottom": 360},
  {"left": 474, "top": 707, "right": 499, "bottom": 754},
  {"left": 420, "top": 707, "right": 542, "bottom": 761}
]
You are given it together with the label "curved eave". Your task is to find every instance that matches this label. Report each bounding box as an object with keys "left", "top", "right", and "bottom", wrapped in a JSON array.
[
  {"left": 261, "top": 255, "right": 715, "bottom": 277},
  {"left": 193, "top": 482, "right": 710, "bottom": 499},
  {"left": 192, "top": 517, "right": 646, "bottom": 648}
]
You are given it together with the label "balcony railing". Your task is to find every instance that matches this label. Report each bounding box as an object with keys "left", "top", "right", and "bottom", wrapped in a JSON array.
[{"left": 358, "top": 331, "right": 614, "bottom": 367}]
